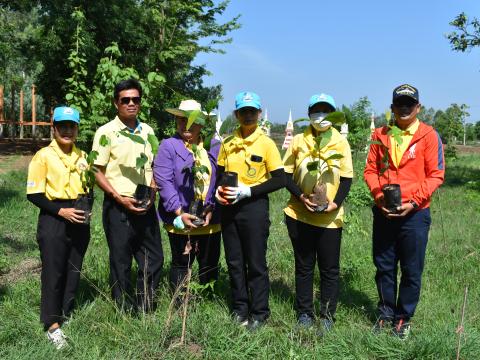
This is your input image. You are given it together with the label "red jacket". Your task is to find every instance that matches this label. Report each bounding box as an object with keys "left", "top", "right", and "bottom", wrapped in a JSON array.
[{"left": 364, "top": 122, "right": 445, "bottom": 209}]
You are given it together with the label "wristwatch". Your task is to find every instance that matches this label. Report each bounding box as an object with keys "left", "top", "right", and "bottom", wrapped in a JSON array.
[{"left": 409, "top": 200, "right": 419, "bottom": 209}]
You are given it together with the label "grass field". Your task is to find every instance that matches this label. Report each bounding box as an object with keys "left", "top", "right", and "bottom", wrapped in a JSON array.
[{"left": 0, "top": 153, "right": 479, "bottom": 359}]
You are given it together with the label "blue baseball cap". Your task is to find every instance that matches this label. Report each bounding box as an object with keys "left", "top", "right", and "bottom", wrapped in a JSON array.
[
  {"left": 53, "top": 106, "right": 80, "bottom": 123},
  {"left": 235, "top": 91, "right": 262, "bottom": 110},
  {"left": 308, "top": 93, "right": 336, "bottom": 111}
]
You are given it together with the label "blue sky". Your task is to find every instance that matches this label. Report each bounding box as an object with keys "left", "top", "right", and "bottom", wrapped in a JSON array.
[{"left": 195, "top": 0, "right": 480, "bottom": 124}]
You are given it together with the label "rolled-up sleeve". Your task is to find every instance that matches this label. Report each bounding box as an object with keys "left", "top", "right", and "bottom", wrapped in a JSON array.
[{"left": 153, "top": 140, "right": 181, "bottom": 213}]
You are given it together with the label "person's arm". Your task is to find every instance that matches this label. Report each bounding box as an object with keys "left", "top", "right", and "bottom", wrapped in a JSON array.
[
  {"left": 333, "top": 177, "right": 352, "bottom": 207},
  {"left": 27, "top": 193, "right": 85, "bottom": 223},
  {"left": 27, "top": 193, "right": 63, "bottom": 215},
  {"left": 250, "top": 168, "right": 286, "bottom": 197},
  {"left": 94, "top": 165, "right": 145, "bottom": 214},
  {"left": 285, "top": 172, "right": 302, "bottom": 199},
  {"left": 152, "top": 140, "right": 183, "bottom": 214}
]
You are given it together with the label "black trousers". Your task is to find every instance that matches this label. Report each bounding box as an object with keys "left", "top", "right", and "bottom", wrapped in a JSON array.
[
  {"left": 102, "top": 196, "right": 164, "bottom": 312},
  {"left": 286, "top": 215, "right": 342, "bottom": 319},
  {"left": 221, "top": 196, "right": 271, "bottom": 321},
  {"left": 168, "top": 232, "right": 221, "bottom": 291},
  {"left": 36, "top": 208, "right": 90, "bottom": 328}
]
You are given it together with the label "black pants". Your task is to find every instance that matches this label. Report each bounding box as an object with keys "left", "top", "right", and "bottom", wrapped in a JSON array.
[
  {"left": 286, "top": 215, "right": 342, "bottom": 319},
  {"left": 221, "top": 196, "right": 271, "bottom": 321},
  {"left": 168, "top": 232, "right": 221, "bottom": 291},
  {"left": 102, "top": 196, "right": 164, "bottom": 312},
  {"left": 37, "top": 209, "right": 90, "bottom": 328},
  {"left": 372, "top": 206, "right": 431, "bottom": 321}
]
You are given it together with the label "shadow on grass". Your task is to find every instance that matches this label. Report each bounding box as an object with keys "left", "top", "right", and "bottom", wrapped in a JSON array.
[
  {"left": 443, "top": 165, "right": 480, "bottom": 188},
  {"left": 338, "top": 270, "right": 377, "bottom": 322},
  {"left": 270, "top": 278, "right": 295, "bottom": 303},
  {"left": 0, "top": 234, "right": 37, "bottom": 254},
  {"left": 0, "top": 188, "right": 19, "bottom": 206}
]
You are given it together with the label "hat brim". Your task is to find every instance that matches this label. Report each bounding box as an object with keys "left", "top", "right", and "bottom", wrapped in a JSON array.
[
  {"left": 235, "top": 103, "right": 261, "bottom": 110},
  {"left": 309, "top": 101, "right": 336, "bottom": 111},
  {"left": 166, "top": 108, "right": 209, "bottom": 117},
  {"left": 53, "top": 118, "right": 79, "bottom": 124}
]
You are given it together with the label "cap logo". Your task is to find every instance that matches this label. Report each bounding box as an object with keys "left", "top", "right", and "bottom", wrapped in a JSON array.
[
  {"left": 242, "top": 93, "right": 253, "bottom": 102},
  {"left": 396, "top": 85, "right": 415, "bottom": 96},
  {"left": 319, "top": 94, "right": 327, "bottom": 100},
  {"left": 63, "top": 108, "right": 74, "bottom": 115}
]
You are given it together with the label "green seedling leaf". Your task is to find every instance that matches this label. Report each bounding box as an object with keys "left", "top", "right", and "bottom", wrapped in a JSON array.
[
  {"left": 192, "top": 144, "right": 198, "bottom": 153},
  {"left": 323, "top": 153, "right": 344, "bottom": 161},
  {"left": 99, "top": 134, "right": 110, "bottom": 147},
  {"left": 86, "top": 150, "right": 99, "bottom": 164},
  {"left": 199, "top": 165, "right": 210, "bottom": 174},
  {"left": 316, "top": 128, "right": 332, "bottom": 149},
  {"left": 324, "top": 111, "right": 346, "bottom": 125},
  {"left": 119, "top": 130, "right": 145, "bottom": 145},
  {"left": 306, "top": 161, "right": 319, "bottom": 172},
  {"left": 147, "top": 134, "right": 159, "bottom": 155},
  {"left": 294, "top": 117, "right": 309, "bottom": 125},
  {"left": 385, "top": 109, "right": 392, "bottom": 122},
  {"left": 186, "top": 110, "right": 203, "bottom": 130},
  {"left": 308, "top": 169, "right": 319, "bottom": 177},
  {"left": 136, "top": 153, "right": 148, "bottom": 170},
  {"left": 388, "top": 125, "right": 403, "bottom": 145},
  {"left": 204, "top": 134, "right": 213, "bottom": 151},
  {"left": 223, "top": 135, "right": 234, "bottom": 144}
]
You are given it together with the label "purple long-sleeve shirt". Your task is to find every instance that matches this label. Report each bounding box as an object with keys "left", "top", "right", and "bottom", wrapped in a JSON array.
[{"left": 153, "top": 133, "right": 220, "bottom": 225}]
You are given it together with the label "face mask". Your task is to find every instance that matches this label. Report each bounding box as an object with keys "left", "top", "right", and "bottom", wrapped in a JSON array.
[{"left": 309, "top": 112, "right": 332, "bottom": 132}]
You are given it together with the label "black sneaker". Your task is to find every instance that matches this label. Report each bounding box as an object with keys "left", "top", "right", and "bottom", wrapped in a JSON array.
[
  {"left": 232, "top": 313, "right": 248, "bottom": 327},
  {"left": 247, "top": 319, "right": 265, "bottom": 331},
  {"left": 373, "top": 318, "right": 393, "bottom": 334},
  {"left": 319, "top": 318, "right": 334, "bottom": 335},
  {"left": 393, "top": 319, "right": 411, "bottom": 340},
  {"left": 297, "top": 313, "right": 314, "bottom": 329}
]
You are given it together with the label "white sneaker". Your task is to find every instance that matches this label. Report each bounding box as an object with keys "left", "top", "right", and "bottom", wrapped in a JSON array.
[{"left": 46, "top": 327, "right": 67, "bottom": 349}]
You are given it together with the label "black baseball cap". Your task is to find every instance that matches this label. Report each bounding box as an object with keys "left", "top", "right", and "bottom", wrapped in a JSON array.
[{"left": 392, "top": 84, "right": 419, "bottom": 104}]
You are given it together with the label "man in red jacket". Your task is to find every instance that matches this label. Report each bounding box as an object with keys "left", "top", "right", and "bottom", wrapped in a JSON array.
[{"left": 364, "top": 84, "right": 445, "bottom": 339}]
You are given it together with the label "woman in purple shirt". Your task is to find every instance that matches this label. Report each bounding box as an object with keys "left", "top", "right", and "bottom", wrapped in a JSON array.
[{"left": 153, "top": 100, "right": 221, "bottom": 296}]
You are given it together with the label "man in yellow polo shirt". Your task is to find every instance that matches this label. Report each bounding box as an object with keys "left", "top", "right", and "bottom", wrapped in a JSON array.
[
  {"left": 92, "top": 78, "right": 163, "bottom": 312},
  {"left": 283, "top": 93, "right": 353, "bottom": 334},
  {"left": 216, "top": 91, "right": 285, "bottom": 330}
]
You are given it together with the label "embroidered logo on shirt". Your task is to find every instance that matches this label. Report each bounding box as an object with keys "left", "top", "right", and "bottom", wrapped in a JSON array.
[
  {"left": 27, "top": 181, "right": 35, "bottom": 187},
  {"left": 408, "top": 143, "right": 417, "bottom": 159}
]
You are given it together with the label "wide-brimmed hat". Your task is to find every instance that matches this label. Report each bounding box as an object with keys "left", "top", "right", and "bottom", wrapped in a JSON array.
[{"left": 165, "top": 99, "right": 206, "bottom": 117}]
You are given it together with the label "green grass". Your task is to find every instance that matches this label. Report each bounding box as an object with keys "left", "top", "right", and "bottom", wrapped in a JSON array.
[{"left": 0, "top": 154, "right": 479, "bottom": 359}]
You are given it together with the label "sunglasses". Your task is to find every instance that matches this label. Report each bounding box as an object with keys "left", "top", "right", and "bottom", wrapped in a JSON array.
[{"left": 119, "top": 96, "right": 141, "bottom": 105}]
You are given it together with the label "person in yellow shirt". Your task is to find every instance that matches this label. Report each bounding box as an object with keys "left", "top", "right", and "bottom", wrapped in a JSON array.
[
  {"left": 216, "top": 91, "right": 285, "bottom": 330},
  {"left": 283, "top": 93, "right": 353, "bottom": 334},
  {"left": 26, "top": 106, "right": 90, "bottom": 350},
  {"left": 92, "top": 79, "right": 163, "bottom": 313}
]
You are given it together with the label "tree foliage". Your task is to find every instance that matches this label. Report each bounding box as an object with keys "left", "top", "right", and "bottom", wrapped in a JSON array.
[
  {"left": 1, "top": 0, "right": 240, "bottom": 138},
  {"left": 447, "top": 12, "right": 480, "bottom": 52},
  {"left": 342, "top": 96, "right": 373, "bottom": 153}
]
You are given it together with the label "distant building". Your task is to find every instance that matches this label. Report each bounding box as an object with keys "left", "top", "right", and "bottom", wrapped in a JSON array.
[
  {"left": 282, "top": 109, "right": 294, "bottom": 150},
  {"left": 340, "top": 123, "right": 349, "bottom": 138}
]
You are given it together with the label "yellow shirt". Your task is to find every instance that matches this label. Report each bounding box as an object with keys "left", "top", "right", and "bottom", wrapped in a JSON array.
[
  {"left": 92, "top": 116, "right": 155, "bottom": 197},
  {"left": 391, "top": 119, "right": 420, "bottom": 167},
  {"left": 218, "top": 127, "right": 283, "bottom": 186},
  {"left": 283, "top": 126, "right": 353, "bottom": 228},
  {"left": 26, "top": 140, "right": 87, "bottom": 200}
]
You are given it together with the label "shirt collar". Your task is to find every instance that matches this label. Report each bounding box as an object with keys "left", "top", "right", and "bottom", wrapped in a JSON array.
[{"left": 113, "top": 116, "right": 142, "bottom": 133}]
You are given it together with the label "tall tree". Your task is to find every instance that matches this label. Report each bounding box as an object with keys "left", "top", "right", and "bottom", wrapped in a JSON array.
[{"left": 1, "top": 0, "right": 240, "bottom": 136}]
